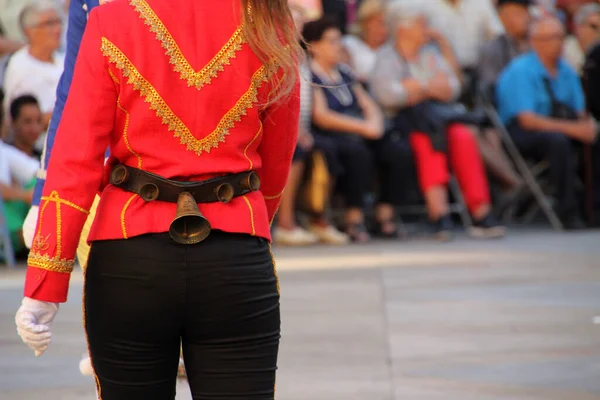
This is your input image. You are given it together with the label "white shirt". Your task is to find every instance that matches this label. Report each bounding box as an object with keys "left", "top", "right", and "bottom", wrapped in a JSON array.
[
  {"left": 400, "top": 0, "right": 504, "bottom": 68},
  {"left": 342, "top": 35, "right": 379, "bottom": 81},
  {"left": 2, "top": 46, "right": 65, "bottom": 115},
  {"left": 0, "top": 142, "right": 39, "bottom": 186}
]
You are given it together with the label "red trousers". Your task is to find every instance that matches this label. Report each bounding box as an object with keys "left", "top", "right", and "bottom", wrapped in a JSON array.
[{"left": 409, "top": 123, "right": 490, "bottom": 214}]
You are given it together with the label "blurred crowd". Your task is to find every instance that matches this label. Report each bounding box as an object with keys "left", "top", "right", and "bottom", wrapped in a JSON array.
[{"left": 1, "top": 0, "right": 599, "bottom": 256}]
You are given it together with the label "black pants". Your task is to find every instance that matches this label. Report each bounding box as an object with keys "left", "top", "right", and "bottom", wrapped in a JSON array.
[
  {"left": 84, "top": 231, "right": 280, "bottom": 400},
  {"left": 314, "top": 134, "right": 374, "bottom": 208},
  {"left": 509, "top": 125, "right": 578, "bottom": 216},
  {"left": 369, "top": 133, "right": 414, "bottom": 206}
]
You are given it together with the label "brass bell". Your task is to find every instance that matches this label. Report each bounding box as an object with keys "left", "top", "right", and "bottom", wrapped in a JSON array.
[{"left": 169, "top": 191, "right": 211, "bottom": 244}]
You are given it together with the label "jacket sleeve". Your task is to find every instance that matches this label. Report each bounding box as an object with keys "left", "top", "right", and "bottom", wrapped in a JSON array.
[
  {"left": 257, "top": 76, "right": 300, "bottom": 225},
  {"left": 24, "top": 8, "right": 116, "bottom": 303},
  {"left": 32, "top": 0, "right": 88, "bottom": 206}
]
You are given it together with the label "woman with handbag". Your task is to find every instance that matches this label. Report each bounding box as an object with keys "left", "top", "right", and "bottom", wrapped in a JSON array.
[
  {"left": 274, "top": 4, "right": 349, "bottom": 246},
  {"left": 14, "top": 0, "right": 301, "bottom": 398}
]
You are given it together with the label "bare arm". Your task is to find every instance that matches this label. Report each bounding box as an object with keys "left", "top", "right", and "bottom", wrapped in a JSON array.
[
  {"left": 354, "top": 84, "right": 383, "bottom": 128},
  {"left": 518, "top": 112, "right": 597, "bottom": 142},
  {"left": 312, "top": 87, "right": 368, "bottom": 136},
  {"left": 0, "top": 36, "right": 23, "bottom": 56},
  {"left": 0, "top": 182, "right": 32, "bottom": 203}
]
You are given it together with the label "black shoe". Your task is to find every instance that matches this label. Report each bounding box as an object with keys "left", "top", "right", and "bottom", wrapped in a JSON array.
[
  {"left": 433, "top": 215, "right": 454, "bottom": 242},
  {"left": 470, "top": 214, "right": 506, "bottom": 239},
  {"left": 561, "top": 213, "right": 586, "bottom": 230}
]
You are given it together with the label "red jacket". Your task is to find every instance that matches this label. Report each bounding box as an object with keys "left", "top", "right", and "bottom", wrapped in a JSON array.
[{"left": 25, "top": 0, "right": 299, "bottom": 303}]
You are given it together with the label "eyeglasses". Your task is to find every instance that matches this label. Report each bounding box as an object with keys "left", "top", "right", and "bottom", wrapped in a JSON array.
[
  {"left": 32, "top": 18, "right": 63, "bottom": 29},
  {"left": 585, "top": 22, "right": 600, "bottom": 33}
]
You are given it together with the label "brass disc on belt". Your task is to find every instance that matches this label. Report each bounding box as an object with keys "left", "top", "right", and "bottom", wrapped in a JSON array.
[
  {"left": 215, "top": 183, "right": 234, "bottom": 203},
  {"left": 111, "top": 164, "right": 129, "bottom": 185},
  {"left": 139, "top": 183, "right": 160, "bottom": 202},
  {"left": 242, "top": 172, "right": 261, "bottom": 191}
]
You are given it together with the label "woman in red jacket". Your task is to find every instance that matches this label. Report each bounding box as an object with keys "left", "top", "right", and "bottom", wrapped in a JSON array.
[{"left": 14, "top": 0, "right": 301, "bottom": 398}]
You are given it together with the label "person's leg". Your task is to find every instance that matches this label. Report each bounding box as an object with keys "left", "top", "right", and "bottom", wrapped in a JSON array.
[
  {"left": 273, "top": 147, "right": 319, "bottom": 246},
  {"left": 447, "top": 124, "right": 505, "bottom": 237},
  {"left": 85, "top": 234, "right": 183, "bottom": 400},
  {"left": 472, "top": 127, "right": 522, "bottom": 190},
  {"left": 183, "top": 232, "right": 280, "bottom": 400},
  {"left": 334, "top": 136, "right": 374, "bottom": 242},
  {"left": 408, "top": 132, "right": 451, "bottom": 220},
  {"left": 446, "top": 124, "right": 492, "bottom": 218},
  {"left": 372, "top": 136, "right": 413, "bottom": 236},
  {"left": 408, "top": 132, "right": 454, "bottom": 240},
  {"left": 510, "top": 126, "right": 579, "bottom": 226}
]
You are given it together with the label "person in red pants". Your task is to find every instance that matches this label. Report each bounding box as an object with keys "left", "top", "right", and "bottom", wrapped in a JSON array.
[{"left": 370, "top": 4, "right": 506, "bottom": 240}]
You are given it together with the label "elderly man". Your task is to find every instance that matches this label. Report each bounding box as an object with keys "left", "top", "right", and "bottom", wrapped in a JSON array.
[
  {"left": 478, "top": 0, "right": 533, "bottom": 90},
  {"left": 2, "top": 0, "right": 64, "bottom": 132},
  {"left": 370, "top": 3, "right": 505, "bottom": 240},
  {"left": 564, "top": 3, "right": 600, "bottom": 72},
  {"left": 496, "top": 16, "right": 597, "bottom": 229}
]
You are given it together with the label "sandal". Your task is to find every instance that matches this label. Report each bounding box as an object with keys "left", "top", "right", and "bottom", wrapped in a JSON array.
[{"left": 346, "top": 223, "right": 370, "bottom": 243}]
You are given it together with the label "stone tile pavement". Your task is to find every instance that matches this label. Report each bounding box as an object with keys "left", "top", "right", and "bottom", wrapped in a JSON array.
[{"left": 1, "top": 230, "right": 599, "bottom": 399}]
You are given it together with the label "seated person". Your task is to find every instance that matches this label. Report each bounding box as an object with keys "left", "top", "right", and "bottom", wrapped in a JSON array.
[
  {"left": 2, "top": 0, "right": 64, "bottom": 135},
  {"left": 342, "top": 0, "right": 388, "bottom": 84},
  {"left": 0, "top": 141, "right": 39, "bottom": 256},
  {"left": 496, "top": 16, "right": 597, "bottom": 229},
  {"left": 478, "top": 0, "right": 532, "bottom": 91},
  {"left": 370, "top": 4, "right": 505, "bottom": 240},
  {"left": 7, "top": 95, "right": 43, "bottom": 159},
  {"left": 303, "top": 17, "right": 412, "bottom": 242},
  {"left": 274, "top": 4, "right": 349, "bottom": 246}
]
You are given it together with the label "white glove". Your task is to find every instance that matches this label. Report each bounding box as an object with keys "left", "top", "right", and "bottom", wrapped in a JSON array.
[
  {"left": 15, "top": 297, "right": 59, "bottom": 356},
  {"left": 22, "top": 205, "right": 39, "bottom": 249}
]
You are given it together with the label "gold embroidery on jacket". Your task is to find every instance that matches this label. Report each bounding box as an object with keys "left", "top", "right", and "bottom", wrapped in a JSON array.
[
  {"left": 244, "top": 122, "right": 263, "bottom": 170},
  {"left": 109, "top": 69, "right": 143, "bottom": 169},
  {"left": 27, "top": 191, "right": 87, "bottom": 273},
  {"left": 120, "top": 194, "right": 138, "bottom": 239},
  {"left": 28, "top": 253, "right": 74, "bottom": 274},
  {"left": 130, "top": 0, "right": 245, "bottom": 89},
  {"left": 101, "top": 38, "right": 278, "bottom": 156},
  {"left": 242, "top": 195, "right": 256, "bottom": 236}
]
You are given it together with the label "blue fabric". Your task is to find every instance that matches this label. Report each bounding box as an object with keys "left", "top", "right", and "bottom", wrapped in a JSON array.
[
  {"left": 33, "top": 0, "right": 103, "bottom": 206},
  {"left": 495, "top": 51, "right": 585, "bottom": 126}
]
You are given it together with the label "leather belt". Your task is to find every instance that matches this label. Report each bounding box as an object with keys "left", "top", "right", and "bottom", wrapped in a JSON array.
[{"left": 109, "top": 164, "right": 261, "bottom": 203}]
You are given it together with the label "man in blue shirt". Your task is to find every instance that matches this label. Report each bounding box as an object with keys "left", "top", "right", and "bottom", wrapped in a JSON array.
[{"left": 496, "top": 16, "right": 597, "bottom": 228}]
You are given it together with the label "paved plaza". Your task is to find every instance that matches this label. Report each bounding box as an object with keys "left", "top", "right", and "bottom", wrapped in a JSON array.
[{"left": 1, "top": 229, "right": 599, "bottom": 399}]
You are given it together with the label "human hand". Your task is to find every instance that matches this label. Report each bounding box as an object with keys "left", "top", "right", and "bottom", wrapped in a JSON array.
[
  {"left": 426, "top": 72, "right": 453, "bottom": 101},
  {"left": 22, "top": 205, "right": 39, "bottom": 249},
  {"left": 403, "top": 78, "right": 428, "bottom": 105},
  {"left": 15, "top": 297, "right": 59, "bottom": 357},
  {"left": 361, "top": 120, "right": 384, "bottom": 140},
  {"left": 297, "top": 130, "right": 314, "bottom": 151}
]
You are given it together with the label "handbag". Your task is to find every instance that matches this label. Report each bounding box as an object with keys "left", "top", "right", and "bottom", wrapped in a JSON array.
[{"left": 298, "top": 150, "right": 330, "bottom": 215}]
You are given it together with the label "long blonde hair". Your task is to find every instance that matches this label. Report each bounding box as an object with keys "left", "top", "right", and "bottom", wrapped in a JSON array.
[{"left": 240, "top": 0, "right": 303, "bottom": 104}]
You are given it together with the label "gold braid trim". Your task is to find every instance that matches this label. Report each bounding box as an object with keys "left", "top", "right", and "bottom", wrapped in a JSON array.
[
  {"left": 242, "top": 195, "right": 256, "bottom": 236},
  {"left": 130, "top": 0, "right": 245, "bottom": 89},
  {"left": 263, "top": 191, "right": 283, "bottom": 200},
  {"left": 244, "top": 122, "right": 263, "bottom": 171},
  {"left": 28, "top": 252, "right": 75, "bottom": 274},
  {"left": 41, "top": 192, "right": 90, "bottom": 215},
  {"left": 109, "top": 69, "right": 143, "bottom": 169},
  {"left": 101, "top": 37, "right": 278, "bottom": 156}
]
